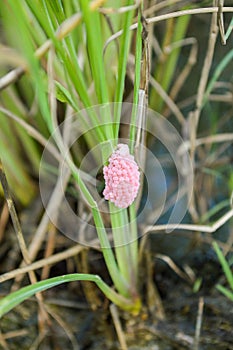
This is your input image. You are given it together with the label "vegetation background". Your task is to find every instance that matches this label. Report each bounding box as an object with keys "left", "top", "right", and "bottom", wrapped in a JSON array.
[{"left": 0, "top": 1, "right": 232, "bottom": 349}]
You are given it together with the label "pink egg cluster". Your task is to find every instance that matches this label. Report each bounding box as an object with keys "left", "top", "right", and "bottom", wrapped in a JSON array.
[{"left": 103, "top": 144, "right": 140, "bottom": 208}]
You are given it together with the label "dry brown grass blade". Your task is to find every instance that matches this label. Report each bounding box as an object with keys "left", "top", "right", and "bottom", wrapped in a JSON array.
[
  {"left": 191, "top": 1, "right": 219, "bottom": 128},
  {"left": 0, "top": 106, "right": 98, "bottom": 186},
  {"left": 0, "top": 161, "right": 49, "bottom": 332},
  {"left": 0, "top": 330, "right": 10, "bottom": 350},
  {"left": 44, "top": 304, "right": 80, "bottom": 350},
  {"left": 143, "top": 0, "right": 185, "bottom": 17},
  {"left": 155, "top": 254, "right": 194, "bottom": 283},
  {"left": 163, "top": 37, "right": 198, "bottom": 118},
  {"left": 188, "top": 1, "right": 219, "bottom": 222},
  {"left": 40, "top": 223, "right": 57, "bottom": 280},
  {"left": 0, "top": 202, "right": 9, "bottom": 243},
  {"left": 0, "top": 329, "right": 32, "bottom": 350},
  {"left": 180, "top": 133, "right": 233, "bottom": 152},
  {"left": 145, "top": 250, "right": 165, "bottom": 319},
  {"left": 1, "top": 329, "right": 29, "bottom": 341},
  {"left": 0, "top": 163, "right": 32, "bottom": 267},
  {"left": 110, "top": 304, "right": 128, "bottom": 350},
  {"left": 0, "top": 243, "right": 86, "bottom": 284},
  {"left": 0, "top": 106, "right": 60, "bottom": 161},
  {"left": 138, "top": 235, "right": 165, "bottom": 319},
  {"left": 2, "top": 5, "right": 233, "bottom": 91},
  {"left": 28, "top": 332, "right": 46, "bottom": 350},
  {"left": 11, "top": 163, "right": 71, "bottom": 289},
  {"left": 0, "top": 67, "right": 25, "bottom": 90},
  {"left": 193, "top": 297, "right": 204, "bottom": 350},
  {"left": 77, "top": 250, "right": 102, "bottom": 310},
  {"left": 143, "top": 206, "right": 233, "bottom": 235},
  {"left": 104, "top": 7, "right": 233, "bottom": 50},
  {"left": 149, "top": 75, "right": 185, "bottom": 124},
  {"left": 99, "top": 0, "right": 140, "bottom": 14},
  {"left": 217, "top": 0, "right": 226, "bottom": 44}
]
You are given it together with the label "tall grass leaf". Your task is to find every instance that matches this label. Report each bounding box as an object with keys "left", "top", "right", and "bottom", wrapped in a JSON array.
[
  {"left": 114, "top": 0, "right": 135, "bottom": 139},
  {"left": 79, "top": 1, "right": 109, "bottom": 104}
]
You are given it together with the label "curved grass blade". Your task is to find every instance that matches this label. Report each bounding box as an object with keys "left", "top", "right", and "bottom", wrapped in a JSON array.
[{"left": 0, "top": 273, "right": 140, "bottom": 318}]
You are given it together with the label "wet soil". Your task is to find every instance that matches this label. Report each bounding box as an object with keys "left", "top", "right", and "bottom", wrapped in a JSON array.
[{"left": 1, "top": 237, "right": 232, "bottom": 350}]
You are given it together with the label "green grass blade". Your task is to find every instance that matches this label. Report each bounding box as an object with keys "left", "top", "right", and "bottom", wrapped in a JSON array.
[
  {"left": 46, "top": 0, "right": 65, "bottom": 24},
  {"left": 225, "top": 17, "right": 233, "bottom": 42},
  {"left": 25, "top": 0, "right": 55, "bottom": 38},
  {"left": 114, "top": 0, "right": 135, "bottom": 138},
  {"left": 0, "top": 273, "right": 138, "bottom": 318},
  {"left": 79, "top": 1, "right": 114, "bottom": 141},
  {"left": 7, "top": 0, "right": 52, "bottom": 132},
  {"left": 92, "top": 206, "right": 129, "bottom": 297},
  {"left": 216, "top": 284, "right": 233, "bottom": 301},
  {"left": 203, "top": 48, "right": 233, "bottom": 106},
  {"left": 200, "top": 199, "right": 230, "bottom": 224},
  {"left": 109, "top": 205, "right": 132, "bottom": 283},
  {"left": 79, "top": 0, "right": 109, "bottom": 105},
  {"left": 213, "top": 241, "right": 233, "bottom": 290}
]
